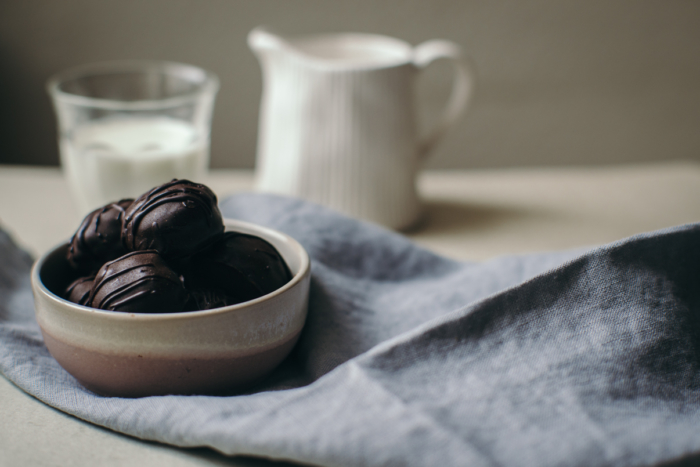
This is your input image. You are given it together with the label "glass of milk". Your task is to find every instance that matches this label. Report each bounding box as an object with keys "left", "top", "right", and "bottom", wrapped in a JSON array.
[{"left": 47, "top": 61, "right": 219, "bottom": 215}]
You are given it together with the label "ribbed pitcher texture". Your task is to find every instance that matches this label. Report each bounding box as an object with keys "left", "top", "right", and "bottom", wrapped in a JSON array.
[{"left": 249, "top": 28, "right": 474, "bottom": 230}]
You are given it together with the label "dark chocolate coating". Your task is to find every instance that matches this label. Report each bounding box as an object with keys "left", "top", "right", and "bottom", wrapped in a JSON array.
[
  {"left": 122, "top": 180, "right": 224, "bottom": 259},
  {"left": 187, "top": 232, "right": 292, "bottom": 306},
  {"left": 184, "top": 288, "right": 234, "bottom": 311},
  {"left": 67, "top": 199, "right": 133, "bottom": 272},
  {"left": 90, "top": 250, "right": 187, "bottom": 313},
  {"left": 64, "top": 276, "right": 95, "bottom": 306}
]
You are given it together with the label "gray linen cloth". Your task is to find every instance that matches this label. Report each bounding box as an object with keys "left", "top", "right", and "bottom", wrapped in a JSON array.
[{"left": 1, "top": 193, "right": 699, "bottom": 467}]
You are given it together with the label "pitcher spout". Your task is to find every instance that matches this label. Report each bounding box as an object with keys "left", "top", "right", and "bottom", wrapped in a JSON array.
[{"left": 247, "top": 27, "right": 288, "bottom": 56}]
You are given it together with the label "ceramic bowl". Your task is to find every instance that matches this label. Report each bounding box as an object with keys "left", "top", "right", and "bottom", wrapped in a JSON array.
[{"left": 31, "top": 219, "right": 310, "bottom": 398}]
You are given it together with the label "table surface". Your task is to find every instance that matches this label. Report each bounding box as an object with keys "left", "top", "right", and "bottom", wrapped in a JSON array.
[{"left": 1, "top": 162, "right": 699, "bottom": 466}]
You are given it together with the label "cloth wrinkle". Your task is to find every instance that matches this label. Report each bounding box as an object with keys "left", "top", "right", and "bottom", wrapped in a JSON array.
[{"left": 346, "top": 360, "right": 494, "bottom": 465}]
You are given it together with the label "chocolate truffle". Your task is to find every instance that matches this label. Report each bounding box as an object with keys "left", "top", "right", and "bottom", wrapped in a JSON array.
[
  {"left": 122, "top": 180, "right": 224, "bottom": 259},
  {"left": 89, "top": 250, "right": 187, "bottom": 313},
  {"left": 64, "top": 276, "right": 95, "bottom": 306},
  {"left": 186, "top": 232, "right": 292, "bottom": 306},
  {"left": 67, "top": 199, "right": 133, "bottom": 272},
  {"left": 184, "top": 288, "right": 234, "bottom": 311}
]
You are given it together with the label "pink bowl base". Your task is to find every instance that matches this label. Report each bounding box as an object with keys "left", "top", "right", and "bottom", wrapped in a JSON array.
[{"left": 41, "top": 329, "right": 301, "bottom": 398}]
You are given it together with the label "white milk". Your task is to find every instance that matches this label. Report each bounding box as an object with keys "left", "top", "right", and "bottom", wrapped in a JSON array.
[{"left": 61, "top": 117, "right": 208, "bottom": 214}]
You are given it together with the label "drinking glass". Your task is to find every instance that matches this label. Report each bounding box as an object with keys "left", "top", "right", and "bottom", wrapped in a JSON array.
[{"left": 47, "top": 60, "right": 219, "bottom": 215}]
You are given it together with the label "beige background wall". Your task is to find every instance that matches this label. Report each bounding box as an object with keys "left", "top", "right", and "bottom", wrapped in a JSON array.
[{"left": 1, "top": 0, "right": 698, "bottom": 169}]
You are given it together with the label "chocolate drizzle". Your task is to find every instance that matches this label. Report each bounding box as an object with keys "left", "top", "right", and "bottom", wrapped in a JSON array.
[
  {"left": 67, "top": 199, "right": 133, "bottom": 273},
  {"left": 90, "top": 250, "right": 187, "bottom": 313},
  {"left": 64, "top": 275, "right": 95, "bottom": 306},
  {"left": 122, "top": 180, "right": 224, "bottom": 258}
]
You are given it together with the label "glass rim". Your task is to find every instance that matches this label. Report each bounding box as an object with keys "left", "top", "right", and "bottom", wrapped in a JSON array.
[{"left": 46, "top": 60, "right": 220, "bottom": 111}]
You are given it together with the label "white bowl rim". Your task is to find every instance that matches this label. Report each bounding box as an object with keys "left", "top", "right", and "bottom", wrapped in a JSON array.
[{"left": 32, "top": 218, "right": 311, "bottom": 322}]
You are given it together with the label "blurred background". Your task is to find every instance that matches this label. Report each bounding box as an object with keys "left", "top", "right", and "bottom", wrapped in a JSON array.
[{"left": 1, "top": 0, "right": 698, "bottom": 170}]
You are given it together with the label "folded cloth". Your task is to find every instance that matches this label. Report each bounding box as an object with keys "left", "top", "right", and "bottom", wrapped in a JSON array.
[{"left": 1, "top": 193, "right": 699, "bottom": 467}]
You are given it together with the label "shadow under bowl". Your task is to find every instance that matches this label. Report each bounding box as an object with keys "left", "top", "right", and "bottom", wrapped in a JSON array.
[{"left": 31, "top": 219, "right": 311, "bottom": 398}]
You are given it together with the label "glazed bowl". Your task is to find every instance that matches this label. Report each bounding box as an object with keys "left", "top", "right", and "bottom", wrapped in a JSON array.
[{"left": 31, "top": 219, "right": 310, "bottom": 398}]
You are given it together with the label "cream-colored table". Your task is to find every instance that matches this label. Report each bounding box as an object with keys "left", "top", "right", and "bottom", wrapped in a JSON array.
[{"left": 1, "top": 163, "right": 699, "bottom": 466}]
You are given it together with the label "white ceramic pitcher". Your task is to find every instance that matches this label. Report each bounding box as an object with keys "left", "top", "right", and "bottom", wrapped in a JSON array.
[{"left": 249, "top": 27, "right": 475, "bottom": 230}]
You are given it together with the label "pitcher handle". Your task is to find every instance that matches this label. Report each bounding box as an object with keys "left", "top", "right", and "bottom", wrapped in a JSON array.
[{"left": 413, "top": 40, "right": 476, "bottom": 159}]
